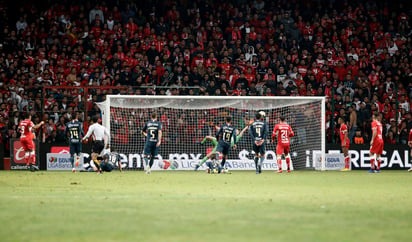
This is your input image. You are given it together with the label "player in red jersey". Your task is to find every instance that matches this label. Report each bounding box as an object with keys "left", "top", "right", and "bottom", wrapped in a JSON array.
[
  {"left": 272, "top": 116, "right": 294, "bottom": 173},
  {"left": 338, "top": 116, "right": 350, "bottom": 171},
  {"left": 408, "top": 127, "right": 412, "bottom": 172},
  {"left": 369, "top": 113, "right": 384, "bottom": 173},
  {"left": 18, "top": 113, "right": 44, "bottom": 171}
]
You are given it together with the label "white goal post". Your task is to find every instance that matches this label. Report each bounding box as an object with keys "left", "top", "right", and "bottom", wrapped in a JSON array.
[{"left": 97, "top": 95, "right": 326, "bottom": 171}]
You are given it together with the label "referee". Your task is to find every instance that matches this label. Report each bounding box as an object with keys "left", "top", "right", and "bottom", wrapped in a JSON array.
[{"left": 82, "top": 116, "right": 110, "bottom": 172}]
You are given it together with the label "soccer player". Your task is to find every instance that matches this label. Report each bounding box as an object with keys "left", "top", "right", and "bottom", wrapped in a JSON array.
[
  {"left": 103, "top": 148, "right": 123, "bottom": 172},
  {"left": 82, "top": 116, "right": 110, "bottom": 173},
  {"left": 195, "top": 135, "right": 218, "bottom": 171},
  {"left": 409, "top": 128, "right": 412, "bottom": 172},
  {"left": 18, "top": 113, "right": 44, "bottom": 171},
  {"left": 95, "top": 148, "right": 122, "bottom": 172},
  {"left": 195, "top": 123, "right": 251, "bottom": 171},
  {"left": 338, "top": 116, "right": 351, "bottom": 171},
  {"left": 249, "top": 111, "right": 269, "bottom": 174},
  {"left": 141, "top": 112, "right": 162, "bottom": 174},
  {"left": 369, "top": 113, "right": 384, "bottom": 173},
  {"left": 65, "top": 112, "right": 84, "bottom": 172},
  {"left": 205, "top": 160, "right": 231, "bottom": 174},
  {"left": 215, "top": 116, "right": 237, "bottom": 168},
  {"left": 272, "top": 116, "right": 294, "bottom": 173}
]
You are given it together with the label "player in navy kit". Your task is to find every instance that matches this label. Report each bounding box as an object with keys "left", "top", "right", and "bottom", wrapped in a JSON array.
[
  {"left": 215, "top": 116, "right": 237, "bottom": 168},
  {"left": 65, "top": 112, "right": 84, "bottom": 172},
  {"left": 141, "top": 112, "right": 163, "bottom": 174},
  {"left": 249, "top": 111, "right": 269, "bottom": 174}
]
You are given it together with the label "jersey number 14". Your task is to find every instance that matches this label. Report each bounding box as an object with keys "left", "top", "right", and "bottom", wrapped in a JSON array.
[{"left": 70, "top": 129, "right": 79, "bottom": 139}]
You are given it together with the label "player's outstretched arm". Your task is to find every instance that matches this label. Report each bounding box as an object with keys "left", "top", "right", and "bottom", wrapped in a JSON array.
[
  {"left": 232, "top": 127, "right": 238, "bottom": 149},
  {"left": 81, "top": 124, "right": 85, "bottom": 139},
  {"left": 33, "top": 121, "right": 45, "bottom": 130},
  {"left": 239, "top": 125, "right": 249, "bottom": 137},
  {"left": 118, "top": 160, "right": 122, "bottom": 172},
  {"left": 82, "top": 125, "right": 93, "bottom": 141},
  {"left": 271, "top": 126, "right": 278, "bottom": 143},
  {"left": 204, "top": 136, "right": 215, "bottom": 141}
]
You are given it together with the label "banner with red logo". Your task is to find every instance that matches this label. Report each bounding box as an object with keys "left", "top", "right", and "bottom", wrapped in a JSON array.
[
  {"left": 10, "top": 138, "right": 40, "bottom": 170},
  {"left": 46, "top": 153, "right": 85, "bottom": 170},
  {"left": 50, "top": 146, "right": 70, "bottom": 154}
]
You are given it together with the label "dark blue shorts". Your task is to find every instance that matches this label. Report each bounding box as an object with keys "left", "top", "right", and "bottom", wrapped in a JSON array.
[
  {"left": 70, "top": 142, "right": 82, "bottom": 155},
  {"left": 253, "top": 143, "right": 266, "bottom": 155},
  {"left": 144, "top": 142, "right": 159, "bottom": 156},
  {"left": 216, "top": 142, "right": 230, "bottom": 155}
]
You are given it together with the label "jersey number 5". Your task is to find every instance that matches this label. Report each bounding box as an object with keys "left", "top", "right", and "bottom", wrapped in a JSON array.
[{"left": 149, "top": 129, "right": 156, "bottom": 139}]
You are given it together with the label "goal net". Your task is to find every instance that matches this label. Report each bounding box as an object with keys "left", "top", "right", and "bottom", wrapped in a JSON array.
[{"left": 96, "top": 96, "right": 326, "bottom": 171}]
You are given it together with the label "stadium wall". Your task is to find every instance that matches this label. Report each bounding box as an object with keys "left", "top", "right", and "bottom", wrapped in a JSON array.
[
  {"left": 3, "top": 143, "right": 411, "bottom": 170},
  {"left": 326, "top": 144, "right": 411, "bottom": 170}
]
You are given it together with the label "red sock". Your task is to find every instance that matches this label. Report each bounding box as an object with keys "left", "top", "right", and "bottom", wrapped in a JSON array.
[
  {"left": 344, "top": 156, "right": 350, "bottom": 169},
  {"left": 25, "top": 152, "right": 30, "bottom": 166},
  {"left": 286, "top": 157, "right": 290, "bottom": 169},
  {"left": 277, "top": 159, "right": 282, "bottom": 170},
  {"left": 377, "top": 159, "right": 381, "bottom": 170},
  {"left": 31, "top": 154, "right": 36, "bottom": 165},
  {"left": 370, "top": 159, "right": 375, "bottom": 170}
]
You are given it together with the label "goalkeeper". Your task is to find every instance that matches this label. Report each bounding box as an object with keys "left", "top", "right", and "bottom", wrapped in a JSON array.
[{"left": 194, "top": 121, "right": 251, "bottom": 171}]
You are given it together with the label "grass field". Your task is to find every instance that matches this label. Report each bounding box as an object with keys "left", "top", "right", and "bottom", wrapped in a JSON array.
[{"left": 0, "top": 170, "right": 412, "bottom": 242}]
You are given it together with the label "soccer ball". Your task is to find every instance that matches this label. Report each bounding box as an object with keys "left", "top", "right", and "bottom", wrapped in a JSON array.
[{"left": 259, "top": 111, "right": 266, "bottom": 117}]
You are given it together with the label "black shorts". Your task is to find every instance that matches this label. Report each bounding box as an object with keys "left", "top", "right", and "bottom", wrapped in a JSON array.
[
  {"left": 216, "top": 142, "right": 230, "bottom": 155},
  {"left": 92, "top": 140, "right": 105, "bottom": 154},
  {"left": 144, "top": 142, "right": 159, "bottom": 156},
  {"left": 69, "top": 142, "right": 82, "bottom": 155},
  {"left": 253, "top": 143, "right": 266, "bottom": 155}
]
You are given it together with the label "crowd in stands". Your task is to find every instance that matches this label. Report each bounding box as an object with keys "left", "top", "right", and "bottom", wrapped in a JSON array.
[{"left": 0, "top": 0, "right": 411, "bottom": 153}]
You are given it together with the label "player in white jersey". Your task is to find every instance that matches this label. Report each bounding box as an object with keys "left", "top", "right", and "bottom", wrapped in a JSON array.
[{"left": 82, "top": 116, "right": 110, "bottom": 172}]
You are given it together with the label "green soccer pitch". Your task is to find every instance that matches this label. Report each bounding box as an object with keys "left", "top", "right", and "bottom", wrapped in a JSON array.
[{"left": 1, "top": 170, "right": 412, "bottom": 242}]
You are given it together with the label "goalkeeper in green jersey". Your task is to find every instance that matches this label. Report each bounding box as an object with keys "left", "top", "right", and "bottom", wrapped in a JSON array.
[{"left": 194, "top": 121, "right": 252, "bottom": 171}]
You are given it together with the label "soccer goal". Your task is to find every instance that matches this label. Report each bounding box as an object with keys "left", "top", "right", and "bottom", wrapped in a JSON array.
[{"left": 96, "top": 96, "right": 326, "bottom": 171}]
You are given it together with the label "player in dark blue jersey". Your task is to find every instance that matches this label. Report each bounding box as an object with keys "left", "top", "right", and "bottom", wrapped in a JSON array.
[
  {"left": 249, "top": 111, "right": 269, "bottom": 174},
  {"left": 101, "top": 148, "right": 122, "bottom": 172},
  {"left": 65, "top": 112, "right": 84, "bottom": 172},
  {"left": 215, "top": 116, "right": 237, "bottom": 168},
  {"left": 141, "top": 112, "right": 162, "bottom": 174}
]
